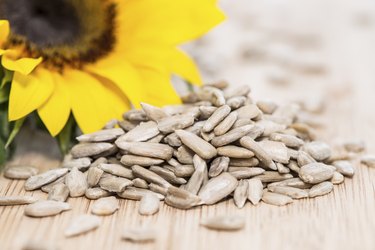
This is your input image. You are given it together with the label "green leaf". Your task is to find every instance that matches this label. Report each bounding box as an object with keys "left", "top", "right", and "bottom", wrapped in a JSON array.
[
  {"left": 0, "top": 69, "right": 13, "bottom": 89},
  {"left": 0, "top": 83, "right": 10, "bottom": 104},
  {"left": 57, "top": 115, "right": 76, "bottom": 156},
  {"left": 5, "top": 117, "right": 25, "bottom": 149},
  {"left": 0, "top": 136, "right": 6, "bottom": 167}
]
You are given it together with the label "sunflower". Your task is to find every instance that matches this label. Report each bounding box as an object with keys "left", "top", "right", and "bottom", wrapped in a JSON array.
[{"left": 0, "top": 0, "right": 224, "bottom": 135}]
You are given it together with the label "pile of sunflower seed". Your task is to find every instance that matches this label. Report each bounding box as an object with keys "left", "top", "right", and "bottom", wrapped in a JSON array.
[{"left": 2, "top": 81, "right": 374, "bottom": 236}]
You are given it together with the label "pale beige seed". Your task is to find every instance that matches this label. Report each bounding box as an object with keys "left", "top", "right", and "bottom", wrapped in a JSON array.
[
  {"left": 240, "top": 136, "right": 277, "bottom": 170},
  {"left": 206, "top": 80, "right": 229, "bottom": 90},
  {"left": 290, "top": 123, "right": 317, "bottom": 141},
  {"left": 256, "top": 100, "right": 278, "bottom": 114},
  {"left": 246, "top": 124, "right": 265, "bottom": 139},
  {"left": 201, "top": 215, "right": 245, "bottom": 231},
  {"left": 247, "top": 179, "right": 263, "bottom": 205},
  {"left": 269, "top": 133, "right": 304, "bottom": 148},
  {"left": 267, "top": 178, "right": 312, "bottom": 189},
  {"left": 149, "top": 166, "right": 187, "bottom": 185},
  {"left": 255, "top": 120, "right": 286, "bottom": 137},
  {"left": 99, "top": 176, "right": 132, "bottom": 193},
  {"left": 229, "top": 167, "right": 265, "bottom": 179},
  {"left": 343, "top": 140, "right": 366, "bottom": 153},
  {"left": 232, "top": 118, "right": 253, "bottom": 128},
  {"left": 120, "top": 155, "right": 164, "bottom": 167},
  {"left": 258, "top": 140, "right": 290, "bottom": 164},
  {"left": 21, "top": 241, "right": 58, "bottom": 250},
  {"left": 76, "top": 128, "right": 124, "bottom": 142},
  {"left": 287, "top": 161, "right": 300, "bottom": 174},
  {"left": 65, "top": 167, "right": 88, "bottom": 197},
  {"left": 181, "top": 92, "right": 199, "bottom": 103},
  {"left": 226, "top": 96, "right": 246, "bottom": 110},
  {"left": 164, "top": 132, "right": 182, "bottom": 147},
  {"left": 147, "top": 134, "right": 164, "bottom": 143},
  {"left": 0, "top": 196, "right": 38, "bottom": 206},
  {"left": 62, "top": 157, "right": 92, "bottom": 171},
  {"left": 198, "top": 172, "right": 238, "bottom": 205},
  {"left": 25, "top": 168, "right": 69, "bottom": 191},
  {"left": 157, "top": 114, "right": 195, "bottom": 134},
  {"left": 40, "top": 176, "right": 66, "bottom": 193},
  {"left": 211, "top": 125, "right": 256, "bottom": 147},
  {"left": 149, "top": 184, "right": 168, "bottom": 197},
  {"left": 309, "top": 181, "right": 334, "bottom": 198},
  {"left": 132, "top": 178, "right": 148, "bottom": 189},
  {"left": 117, "top": 121, "right": 159, "bottom": 142},
  {"left": 297, "top": 150, "right": 316, "bottom": 166},
  {"left": 122, "top": 228, "right": 156, "bottom": 242},
  {"left": 132, "top": 165, "right": 171, "bottom": 188},
  {"left": 203, "top": 105, "right": 231, "bottom": 132},
  {"left": 141, "top": 102, "right": 168, "bottom": 122},
  {"left": 183, "top": 155, "right": 207, "bottom": 195},
  {"left": 209, "top": 156, "right": 229, "bottom": 177},
  {"left": 331, "top": 172, "right": 345, "bottom": 185},
  {"left": 85, "top": 188, "right": 111, "bottom": 200},
  {"left": 197, "top": 86, "right": 226, "bottom": 107},
  {"left": 99, "top": 163, "right": 133, "bottom": 179},
  {"left": 139, "top": 193, "right": 160, "bottom": 216},
  {"left": 91, "top": 196, "right": 119, "bottom": 216},
  {"left": 123, "top": 109, "right": 148, "bottom": 121},
  {"left": 71, "top": 143, "right": 115, "bottom": 158},
  {"left": 87, "top": 167, "right": 104, "bottom": 187},
  {"left": 332, "top": 161, "right": 355, "bottom": 177},
  {"left": 118, "top": 187, "right": 164, "bottom": 200},
  {"left": 175, "top": 130, "right": 217, "bottom": 160},
  {"left": 24, "top": 200, "right": 71, "bottom": 217},
  {"left": 254, "top": 171, "right": 293, "bottom": 183},
  {"left": 4, "top": 165, "right": 38, "bottom": 180},
  {"left": 199, "top": 106, "right": 217, "bottom": 119},
  {"left": 174, "top": 164, "right": 195, "bottom": 178},
  {"left": 103, "top": 119, "right": 118, "bottom": 129},
  {"left": 361, "top": 155, "right": 375, "bottom": 168},
  {"left": 276, "top": 163, "right": 290, "bottom": 174},
  {"left": 65, "top": 215, "right": 101, "bottom": 237},
  {"left": 299, "top": 163, "right": 335, "bottom": 184},
  {"left": 262, "top": 191, "right": 293, "bottom": 206},
  {"left": 234, "top": 180, "right": 249, "bottom": 209},
  {"left": 118, "top": 120, "right": 137, "bottom": 131},
  {"left": 48, "top": 183, "right": 69, "bottom": 202},
  {"left": 272, "top": 103, "right": 300, "bottom": 125},
  {"left": 303, "top": 141, "right": 332, "bottom": 161},
  {"left": 217, "top": 145, "right": 254, "bottom": 158},
  {"left": 200, "top": 131, "right": 215, "bottom": 141},
  {"left": 268, "top": 186, "right": 308, "bottom": 199},
  {"left": 288, "top": 148, "right": 299, "bottom": 159},
  {"left": 224, "top": 84, "right": 251, "bottom": 99},
  {"left": 116, "top": 141, "right": 173, "bottom": 160},
  {"left": 229, "top": 158, "right": 259, "bottom": 167},
  {"left": 214, "top": 111, "right": 238, "bottom": 136},
  {"left": 165, "top": 186, "right": 201, "bottom": 209},
  {"left": 90, "top": 157, "right": 107, "bottom": 168}
]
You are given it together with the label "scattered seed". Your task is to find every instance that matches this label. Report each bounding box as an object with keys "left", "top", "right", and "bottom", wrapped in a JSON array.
[
  {"left": 229, "top": 158, "right": 259, "bottom": 167},
  {"left": 268, "top": 186, "right": 308, "bottom": 199},
  {"left": 65, "top": 215, "right": 101, "bottom": 237},
  {"left": 229, "top": 167, "right": 265, "bottom": 179},
  {"left": 149, "top": 166, "right": 187, "bottom": 185},
  {"left": 62, "top": 157, "right": 92, "bottom": 171},
  {"left": 4, "top": 165, "right": 38, "bottom": 180},
  {"left": 332, "top": 160, "right": 355, "bottom": 177},
  {"left": 48, "top": 183, "right": 69, "bottom": 202},
  {"left": 24, "top": 200, "right": 71, "bottom": 217},
  {"left": 269, "top": 133, "right": 304, "bottom": 148},
  {"left": 201, "top": 215, "right": 245, "bottom": 231},
  {"left": 309, "top": 181, "right": 334, "bottom": 198},
  {"left": 297, "top": 150, "right": 316, "bottom": 166},
  {"left": 117, "top": 121, "right": 160, "bottom": 142},
  {"left": 85, "top": 188, "right": 111, "bottom": 200},
  {"left": 360, "top": 155, "right": 375, "bottom": 168},
  {"left": 65, "top": 167, "right": 88, "bottom": 197},
  {"left": 87, "top": 167, "right": 104, "bottom": 187},
  {"left": 299, "top": 163, "right": 335, "bottom": 184},
  {"left": 25, "top": 168, "right": 69, "bottom": 191},
  {"left": 331, "top": 172, "right": 344, "bottom": 185},
  {"left": 99, "top": 176, "right": 132, "bottom": 193},
  {"left": 0, "top": 196, "right": 38, "bottom": 206},
  {"left": 165, "top": 186, "right": 202, "bottom": 209},
  {"left": 122, "top": 228, "right": 157, "bottom": 242},
  {"left": 213, "top": 111, "right": 238, "bottom": 136},
  {"left": 139, "top": 193, "right": 160, "bottom": 215},
  {"left": 343, "top": 140, "right": 366, "bottom": 153},
  {"left": 91, "top": 196, "right": 119, "bottom": 216},
  {"left": 303, "top": 141, "right": 332, "bottom": 161},
  {"left": 262, "top": 191, "right": 293, "bottom": 206},
  {"left": 118, "top": 187, "right": 164, "bottom": 201}
]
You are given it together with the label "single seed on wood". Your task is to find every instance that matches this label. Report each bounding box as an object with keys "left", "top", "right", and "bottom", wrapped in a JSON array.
[
  {"left": 24, "top": 200, "right": 71, "bottom": 217},
  {"left": 0, "top": 196, "right": 38, "bottom": 206},
  {"left": 65, "top": 167, "right": 88, "bottom": 197},
  {"left": 254, "top": 171, "right": 293, "bottom": 183},
  {"left": 217, "top": 145, "right": 254, "bottom": 158},
  {"left": 234, "top": 180, "right": 249, "bottom": 208},
  {"left": 48, "top": 183, "right": 69, "bottom": 202},
  {"left": 343, "top": 140, "right": 366, "bottom": 153},
  {"left": 247, "top": 179, "right": 263, "bottom": 205},
  {"left": 229, "top": 158, "right": 259, "bottom": 167},
  {"left": 99, "top": 176, "right": 132, "bottom": 192},
  {"left": 209, "top": 157, "right": 229, "bottom": 177},
  {"left": 297, "top": 150, "right": 316, "bottom": 166},
  {"left": 360, "top": 155, "right": 375, "bottom": 168},
  {"left": 267, "top": 178, "right": 312, "bottom": 189},
  {"left": 122, "top": 228, "right": 157, "bottom": 242},
  {"left": 299, "top": 163, "right": 335, "bottom": 184},
  {"left": 71, "top": 143, "right": 115, "bottom": 158},
  {"left": 132, "top": 165, "right": 171, "bottom": 188},
  {"left": 120, "top": 155, "right": 164, "bottom": 167},
  {"left": 203, "top": 105, "right": 231, "bottom": 132},
  {"left": 141, "top": 102, "right": 168, "bottom": 122},
  {"left": 132, "top": 178, "right": 149, "bottom": 189},
  {"left": 65, "top": 215, "right": 101, "bottom": 237},
  {"left": 62, "top": 157, "right": 92, "bottom": 171},
  {"left": 303, "top": 141, "right": 332, "bottom": 161},
  {"left": 228, "top": 167, "right": 265, "bottom": 179},
  {"left": 198, "top": 172, "right": 238, "bottom": 205},
  {"left": 87, "top": 167, "right": 104, "bottom": 187},
  {"left": 115, "top": 141, "right": 173, "bottom": 160},
  {"left": 76, "top": 128, "right": 124, "bottom": 142},
  {"left": 85, "top": 188, "right": 111, "bottom": 200},
  {"left": 214, "top": 111, "right": 238, "bottom": 136},
  {"left": 309, "top": 181, "right": 333, "bottom": 198},
  {"left": 175, "top": 130, "right": 217, "bottom": 160},
  {"left": 268, "top": 186, "right": 308, "bottom": 199},
  {"left": 157, "top": 114, "right": 195, "bottom": 134},
  {"left": 332, "top": 161, "right": 355, "bottom": 177},
  {"left": 258, "top": 140, "right": 290, "bottom": 164},
  {"left": 240, "top": 136, "right": 277, "bottom": 170},
  {"left": 262, "top": 191, "right": 293, "bottom": 206},
  {"left": 99, "top": 163, "right": 133, "bottom": 179},
  {"left": 25, "top": 168, "right": 69, "bottom": 191},
  {"left": 211, "top": 125, "right": 256, "bottom": 147},
  {"left": 269, "top": 133, "right": 304, "bottom": 148},
  {"left": 165, "top": 186, "right": 201, "bottom": 209},
  {"left": 331, "top": 172, "right": 344, "bottom": 185},
  {"left": 139, "top": 193, "right": 160, "bottom": 215},
  {"left": 118, "top": 187, "right": 164, "bottom": 200},
  {"left": 201, "top": 215, "right": 245, "bottom": 231},
  {"left": 4, "top": 165, "right": 38, "bottom": 180},
  {"left": 91, "top": 196, "right": 119, "bottom": 216},
  {"left": 149, "top": 166, "right": 187, "bottom": 185},
  {"left": 117, "top": 121, "right": 159, "bottom": 142}
]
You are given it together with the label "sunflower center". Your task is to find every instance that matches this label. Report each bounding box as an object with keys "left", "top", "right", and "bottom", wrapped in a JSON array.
[{"left": 0, "top": 0, "right": 116, "bottom": 70}]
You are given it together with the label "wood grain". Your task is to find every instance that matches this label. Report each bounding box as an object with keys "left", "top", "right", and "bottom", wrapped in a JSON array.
[{"left": 1, "top": 0, "right": 375, "bottom": 249}]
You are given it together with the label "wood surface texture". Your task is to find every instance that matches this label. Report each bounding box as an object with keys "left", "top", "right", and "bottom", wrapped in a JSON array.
[{"left": 1, "top": 0, "right": 375, "bottom": 249}]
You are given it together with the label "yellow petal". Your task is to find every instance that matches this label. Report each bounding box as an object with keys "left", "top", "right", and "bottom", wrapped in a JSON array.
[
  {"left": 37, "top": 72, "right": 71, "bottom": 136},
  {"left": 9, "top": 68, "right": 54, "bottom": 121},
  {"left": 117, "top": 0, "right": 225, "bottom": 46},
  {"left": 2, "top": 56, "right": 42, "bottom": 75},
  {"left": 63, "top": 69, "right": 130, "bottom": 133},
  {"left": 85, "top": 53, "right": 143, "bottom": 108},
  {"left": 0, "top": 20, "right": 9, "bottom": 45}
]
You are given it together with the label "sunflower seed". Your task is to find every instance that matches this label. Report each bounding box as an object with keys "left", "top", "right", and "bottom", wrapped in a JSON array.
[
  {"left": 71, "top": 143, "right": 115, "bottom": 158},
  {"left": 122, "top": 228, "right": 157, "bottom": 242},
  {"left": 332, "top": 161, "right": 355, "bottom": 177},
  {"left": 360, "top": 155, "right": 375, "bottom": 168},
  {"left": 0, "top": 196, "right": 38, "bottom": 206},
  {"left": 183, "top": 155, "right": 207, "bottom": 194},
  {"left": 224, "top": 84, "right": 251, "bottom": 99},
  {"left": 140, "top": 102, "right": 168, "bottom": 122},
  {"left": 25, "top": 168, "right": 69, "bottom": 191},
  {"left": 287, "top": 160, "right": 300, "bottom": 173},
  {"left": 86, "top": 167, "right": 104, "bottom": 187},
  {"left": 303, "top": 141, "right": 332, "bottom": 161},
  {"left": 256, "top": 120, "right": 286, "bottom": 137},
  {"left": 258, "top": 140, "right": 290, "bottom": 164},
  {"left": 149, "top": 166, "right": 187, "bottom": 185},
  {"left": 198, "top": 172, "right": 238, "bottom": 205},
  {"left": 254, "top": 171, "right": 293, "bottom": 183},
  {"left": 213, "top": 111, "right": 238, "bottom": 136},
  {"left": 331, "top": 172, "right": 344, "bottom": 184},
  {"left": 139, "top": 193, "right": 160, "bottom": 215},
  {"left": 85, "top": 188, "right": 111, "bottom": 200},
  {"left": 118, "top": 120, "right": 137, "bottom": 131},
  {"left": 65, "top": 215, "right": 101, "bottom": 237},
  {"left": 227, "top": 96, "right": 246, "bottom": 110},
  {"left": 288, "top": 148, "right": 299, "bottom": 159},
  {"left": 21, "top": 241, "right": 58, "bottom": 250},
  {"left": 343, "top": 140, "right": 366, "bottom": 153},
  {"left": 268, "top": 186, "right": 308, "bottom": 199},
  {"left": 40, "top": 176, "right": 66, "bottom": 193},
  {"left": 118, "top": 187, "right": 164, "bottom": 200},
  {"left": 175, "top": 146, "right": 194, "bottom": 164},
  {"left": 116, "top": 141, "right": 173, "bottom": 160},
  {"left": 48, "top": 183, "right": 69, "bottom": 202},
  {"left": 98, "top": 163, "right": 133, "bottom": 179},
  {"left": 208, "top": 156, "right": 229, "bottom": 177},
  {"left": 297, "top": 150, "right": 316, "bottom": 166},
  {"left": 262, "top": 191, "right": 293, "bottom": 206},
  {"left": 256, "top": 100, "right": 278, "bottom": 114},
  {"left": 229, "top": 167, "right": 265, "bottom": 179},
  {"left": 24, "top": 200, "right": 71, "bottom": 217},
  {"left": 99, "top": 175, "right": 132, "bottom": 193},
  {"left": 65, "top": 167, "right": 87, "bottom": 197},
  {"left": 120, "top": 155, "right": 164, "bottom": 167},
  {"left": 163, "top": 132, "right": 182, "bottom": 147},
  {"left": 276, "top": 163, "right": 290, "bottom": 174},
  {"left": 175, "top": 130, "right": 217, "bottom": 159},
  {"left": 202, "top": 105, "right": 231, "bottom": 132},
  {"left": 117, "top": 121, "right": 160, "bottom": 142},
  {"left": 240, "top": 136, "right": 277, "bottom": 170},
  {"left": 299, "top": 163, "right": 335, "bottom": 184},
  {"left": 147, "top": 134, "right": 164, "bottom": 143},
  {"left": 165, "top": 186, "right": 201, "bottom": 209},
  {"left": 124, "top": 109, "right": 148, "bottom": 121},
  {"left": 211, "top": 125, "right": 255, "bottom": 147},
  {"left": 132, "top": 165, "right": 171, "bottom": 188},
  {"left": 229, "top": 158, "right": 259, "bottom": 167},
  {"left": 132, "top": 178, "right": 149, "bottom": 189},
  {"left": 200, "top": 130, "right": 215, "bottom": 141},
  {"left": 4, "top": 165, "right": 38, "bottom": 179},
  {"left": 76, "top": 128, "right": 124, "bottom": 142},
  {"left": 199, "top": 106, "right": 217, "bottom": 120},
  {"left": 62, "top": 157, "right": 92, "bottom": 171},
  {"left": 217, "top": 145, "right": 254, "bottom": 158},
  {"left": 157, "top": 114, "right": 195, "bottom": 134},
  {"left": 174, "top": 164, "right": 195, "bottom": 178},
  {"left": 269, "top": 133, "right": 304, "bottom": 148},
  {"left": 148, "top": 184, "right": 168, "bottom": 197},
  {"left": 309, "top": 181, "right": 334, "bottom": 198},
  {"left": 201, "top": 215, "right": 245, "bottom": 231},
  {"left": 91, "top": 196, "right": 119, "bottom": 216},
  {"left": 247, "top": 179, "right": 263, "bottom": 205},
  {"left": 232, "top": 118, "right": 253, "bottom": 128},
  {"left": 207, "top": 80, "right": 229, "bottom": 90},
  {"left": 267, "top": 178, "right": 312, "bottom": 189},
  {"left": 234, "top": 180, "right": 249, "bottom": 208},
  {"left": 197, "top": 86, "right": 226, "bottom": 107}
]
